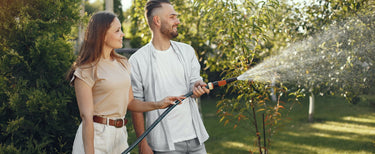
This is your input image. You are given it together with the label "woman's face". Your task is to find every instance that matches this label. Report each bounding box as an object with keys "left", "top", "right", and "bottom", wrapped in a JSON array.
[{"left": 103, "top": 18, "right": 124, "bottom": 50}]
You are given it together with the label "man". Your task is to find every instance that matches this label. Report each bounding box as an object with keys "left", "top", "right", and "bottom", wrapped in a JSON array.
[{"left": 129, "top": 0, "right": 210, "bottom": 153}]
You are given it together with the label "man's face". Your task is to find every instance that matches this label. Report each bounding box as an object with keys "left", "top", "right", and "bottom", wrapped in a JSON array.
[{"left": 158, "top": 3, "right": 180, "bottom": 39}]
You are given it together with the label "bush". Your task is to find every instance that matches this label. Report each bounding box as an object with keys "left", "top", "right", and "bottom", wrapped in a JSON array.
[{"left": 0, "top": 0, "right": 81, "bottom": 152}]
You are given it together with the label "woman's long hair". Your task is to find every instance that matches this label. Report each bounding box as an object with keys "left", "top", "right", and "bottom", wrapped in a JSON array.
[{"left": 66, "top": 11, "right": 127, "bottom": 82}]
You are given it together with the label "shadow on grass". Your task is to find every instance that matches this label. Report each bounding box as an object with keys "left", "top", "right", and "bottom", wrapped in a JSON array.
[
  {"left": 272, "top": 121, "right": 375, "bottom": 154},
  {"left": 202, "top": 96, "right": 375, "bottom": 154}
]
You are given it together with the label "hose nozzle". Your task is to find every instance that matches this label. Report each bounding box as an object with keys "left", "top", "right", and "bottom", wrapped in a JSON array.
[{"left": 208, "top": 77, "right": 238, "bottom": 90}]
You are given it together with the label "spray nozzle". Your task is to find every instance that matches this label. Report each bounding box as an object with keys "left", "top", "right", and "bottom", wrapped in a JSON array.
[{"left": 207, "top": 77, "right": 238, "bottom": 90}]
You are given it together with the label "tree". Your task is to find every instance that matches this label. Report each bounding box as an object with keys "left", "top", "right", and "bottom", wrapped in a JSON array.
[
  {"left": 0, "top": 0, "right": 80, "bottom": 152},
  {"left": 303, "top": 0, "right": 374, "bottom": 101},
  {"left": 197, "top": 1, "right": 303, "bottom": 153},
  {"left": 85, "top": 0, "right": 102, "bottom": 15},
  {"left": 128, "top": 0, "right": 149, "bottom": 48},
  {"left": 272, "top": 0, "right": 375, "bottom": 123}
]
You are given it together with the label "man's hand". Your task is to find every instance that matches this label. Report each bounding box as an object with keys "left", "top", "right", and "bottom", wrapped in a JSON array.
[
  {"left": 139, "top": 140, "right": 153, "bottom": 154},
  {"left": 192, "top": 80, "right": 210, "bottom": 98}
]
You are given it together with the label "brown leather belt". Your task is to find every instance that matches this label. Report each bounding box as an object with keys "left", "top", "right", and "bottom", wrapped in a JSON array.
[{"left": 93, "top": 116, "right": 128, "bottom": 128}]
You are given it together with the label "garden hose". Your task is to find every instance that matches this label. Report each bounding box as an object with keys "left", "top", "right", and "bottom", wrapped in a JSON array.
[{"left": 122, "top": 77, "right": 238, "bottom": 154}]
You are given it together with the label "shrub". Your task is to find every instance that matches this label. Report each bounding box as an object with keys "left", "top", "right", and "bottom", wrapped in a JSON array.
[{"left": 0, "top": 0, "right": 80, "bottom": 152}]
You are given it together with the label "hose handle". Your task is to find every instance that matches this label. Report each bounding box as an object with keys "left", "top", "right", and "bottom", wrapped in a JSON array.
[{"left": 208, "top": 77, "right": 238, "bottom": 90}]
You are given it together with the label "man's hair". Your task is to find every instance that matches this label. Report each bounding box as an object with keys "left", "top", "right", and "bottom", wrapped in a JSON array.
[{"left": 145, "top": 0, "right": 171, "bottom": 28}]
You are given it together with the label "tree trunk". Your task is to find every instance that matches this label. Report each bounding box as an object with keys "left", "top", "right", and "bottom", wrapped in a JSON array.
[
  {"left": 308, "top": 92, "right": 315, "bottom": 122},
  {"left": 271, "top": 77, "right": 277, "bottom": 102},
  {"left": 251, "top": 103, "right": 262, "bottom": 154},
  {"left": 77, "top": 0, "right": 85, "bottom": 54},
  {"left": 105, "top": 0, "right": 114, "bottom": 12}
]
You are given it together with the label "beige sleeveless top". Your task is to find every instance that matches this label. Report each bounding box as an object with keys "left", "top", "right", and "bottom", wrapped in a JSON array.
[{"left": 73, "top": 58, "right": 131, "bottom": 118}]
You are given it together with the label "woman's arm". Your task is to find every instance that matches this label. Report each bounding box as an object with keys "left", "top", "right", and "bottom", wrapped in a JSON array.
[
  {"left": 127, "top": 85, "right": 184, "bottom": 112},
  {"left": 74, "top": 78, "right": 95, "bottom": 154}
]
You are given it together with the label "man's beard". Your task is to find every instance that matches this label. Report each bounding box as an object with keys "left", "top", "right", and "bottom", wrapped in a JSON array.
[{"left": 160, "top": 23, "right": 178, "bottom": 39}]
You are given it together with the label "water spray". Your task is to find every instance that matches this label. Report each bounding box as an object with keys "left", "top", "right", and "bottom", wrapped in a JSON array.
[{"left": 122, "top": 77, "right": 238, "bottom": 154}]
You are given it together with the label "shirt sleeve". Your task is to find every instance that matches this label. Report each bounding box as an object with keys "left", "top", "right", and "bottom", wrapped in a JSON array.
[
  {"left": 129, "top": 56, "right": 145, "bottom": 101},
  {"left": 189, "top": 45, "right": 203, "bottom": 86},
  {"left": 73, "top": 66, "right": 95, "bottom": 88}
]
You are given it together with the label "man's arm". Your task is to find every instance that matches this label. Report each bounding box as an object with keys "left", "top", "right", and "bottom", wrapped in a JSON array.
[
  {"left": 129, "top": 56, "right": 154, "bottom": 154},
  {"left": 131, "top": 112, "right": 154, "bottom": 154},
  {"left": 187, "top": 45, "right": 210, "bottom": 97}
]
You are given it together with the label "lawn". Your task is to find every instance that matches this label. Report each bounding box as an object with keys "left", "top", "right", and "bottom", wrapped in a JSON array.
[
  {"left": 126, "top": 95, "right": 375, "bottom": 154},
  {"left": 202, "top": 95, "right": 375, "bottom": 154}
]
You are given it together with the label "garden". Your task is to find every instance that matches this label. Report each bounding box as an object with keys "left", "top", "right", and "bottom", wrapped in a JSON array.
[{"left": 1, "top": 0, "right": 374, "bottom": 153}]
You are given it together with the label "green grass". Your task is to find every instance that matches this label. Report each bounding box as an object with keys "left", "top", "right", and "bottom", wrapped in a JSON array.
[
  {"left": 201, "top": 95, "right": 375, "bottom": 154},
  {"left": 126, "top": 95, "right": 375, "bottom": 154}
]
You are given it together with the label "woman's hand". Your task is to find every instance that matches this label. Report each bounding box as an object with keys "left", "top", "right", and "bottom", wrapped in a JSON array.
[{"left": 155, "top": 96, "right": 186, "bottom": 109}]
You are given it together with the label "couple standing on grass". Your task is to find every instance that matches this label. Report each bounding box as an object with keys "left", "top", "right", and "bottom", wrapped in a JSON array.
[{"left": 67, "top": 0, "right": 210, "bottom": 153}]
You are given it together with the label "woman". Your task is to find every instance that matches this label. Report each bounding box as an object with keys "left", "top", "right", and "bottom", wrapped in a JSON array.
[{"left": 66, "top": 11, "right": 183, "bottom": 154}]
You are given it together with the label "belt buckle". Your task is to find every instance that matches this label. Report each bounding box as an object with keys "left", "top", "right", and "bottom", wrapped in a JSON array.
[{"left": 113, "top": 119, "right": 123, "bottom": 128}]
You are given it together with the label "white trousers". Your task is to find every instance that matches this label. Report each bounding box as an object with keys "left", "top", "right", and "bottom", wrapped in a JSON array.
[{"left": 72, "top": 122, "right": 129, "bottom": 154}]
